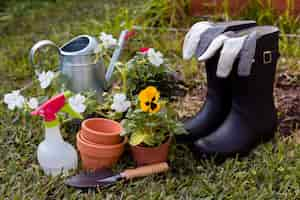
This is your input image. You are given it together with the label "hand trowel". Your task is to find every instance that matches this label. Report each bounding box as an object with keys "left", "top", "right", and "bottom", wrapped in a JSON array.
[{"left": 65, "top": 162, "right": 169, "bottom": 188}]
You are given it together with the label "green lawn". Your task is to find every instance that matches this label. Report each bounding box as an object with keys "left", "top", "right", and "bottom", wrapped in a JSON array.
[{"left": 1, "top": 0, "right": 300, "bottom": 199}]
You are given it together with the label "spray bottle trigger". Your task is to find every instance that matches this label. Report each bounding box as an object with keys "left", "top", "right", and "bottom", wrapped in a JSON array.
[{"left": 61, "top": 103, "right": 83, "bottom": 119}]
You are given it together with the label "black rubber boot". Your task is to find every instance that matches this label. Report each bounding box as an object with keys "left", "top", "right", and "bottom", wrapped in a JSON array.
[
  {"left": 177, "top": 21, "right": 256, "bottom": 144},
  {"left": 193, "top": 26, "right": 280, "bottom": 158}
]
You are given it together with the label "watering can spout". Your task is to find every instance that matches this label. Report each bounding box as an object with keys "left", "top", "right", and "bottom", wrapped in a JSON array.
[{"left": 104, "top": 30, "right": 129, "bottom": 89}]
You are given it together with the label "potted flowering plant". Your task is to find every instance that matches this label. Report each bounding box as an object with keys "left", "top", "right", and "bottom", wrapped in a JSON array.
[
  {"left": 117, "top": 47, "right": 186, "bottom": 100},
  {"left": 121, "top": 86, "right": 187, "bottom": 165}
]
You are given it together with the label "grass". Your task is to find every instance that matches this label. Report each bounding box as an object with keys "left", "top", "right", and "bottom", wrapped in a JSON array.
[{"left": 0, "top": 0, "right": 300, "bottom": 199}]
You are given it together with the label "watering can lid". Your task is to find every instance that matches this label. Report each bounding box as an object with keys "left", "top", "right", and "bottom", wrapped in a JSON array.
[{"left": 60, "top": 35, "right": 99, "bottom": 56}]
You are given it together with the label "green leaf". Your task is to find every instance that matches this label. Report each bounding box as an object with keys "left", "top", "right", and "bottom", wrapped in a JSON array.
[
  {"left": 129, "top": 131, "right": 146, "bottom": 146},
  {"left": 143, "top": 134, "right": 156, "bottom": 146}
]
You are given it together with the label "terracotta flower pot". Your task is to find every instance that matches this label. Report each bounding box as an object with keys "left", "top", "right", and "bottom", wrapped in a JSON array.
[
  {"left": 76, "top": 132, "right": 127, "bottom": 170},
  {"left": 131, "top": 137, "right": 172, "bottom": 166},
  {"left": 81, "top": 118, "right": 122, "bottom": 145}
]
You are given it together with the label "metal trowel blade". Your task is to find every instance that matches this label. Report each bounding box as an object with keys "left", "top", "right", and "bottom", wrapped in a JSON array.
[{"left": 65, "top": 169, "right": 114, "bottom": 188}]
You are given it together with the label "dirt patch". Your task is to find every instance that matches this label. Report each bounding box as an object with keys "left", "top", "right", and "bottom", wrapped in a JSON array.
[
  {"left": 275, "top": 72, "right": 300, "bottom": 136},
  {"left": 172, "top": 83, "right": 206, "bottom": 120}
]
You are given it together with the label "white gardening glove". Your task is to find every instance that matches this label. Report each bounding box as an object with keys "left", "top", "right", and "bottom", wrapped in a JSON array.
[
  {"left": 198, "top": 33, "right": 230, "bottom": 62},
  {"left": 216, "top": 35, "right": 248, "bottom": 78},
  {"left": 182, "top": 22, "right": 213, "bottom": 60}
]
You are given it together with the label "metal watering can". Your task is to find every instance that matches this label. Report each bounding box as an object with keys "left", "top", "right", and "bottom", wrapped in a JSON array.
[{"left": 29, "top": 30, "right": 129, "bottom": 93}]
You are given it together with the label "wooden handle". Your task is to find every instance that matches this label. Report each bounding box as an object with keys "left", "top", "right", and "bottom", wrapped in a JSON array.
[{"left": 121, "top": 162, "right": 169, "bottom": 180}]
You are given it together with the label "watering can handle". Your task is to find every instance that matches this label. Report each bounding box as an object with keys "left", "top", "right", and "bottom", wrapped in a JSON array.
[{"left": 29, "top": 40, "right": 60, "bottom": 68}]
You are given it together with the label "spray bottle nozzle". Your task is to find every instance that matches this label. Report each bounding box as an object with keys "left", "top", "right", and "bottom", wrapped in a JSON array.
[{"left": 31, "top": 92, "right": 83, "bottom": 124}]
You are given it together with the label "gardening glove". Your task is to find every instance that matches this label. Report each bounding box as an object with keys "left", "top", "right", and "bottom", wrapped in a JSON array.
[
  {"left": 197, "top": 32, "right": 232, "bottom": 62},
  {"left": 182, "top": 22, "right": 213, "bottom": 60},
  {"left": 216, "top": 35, "right": 248, "bottom": 78}
]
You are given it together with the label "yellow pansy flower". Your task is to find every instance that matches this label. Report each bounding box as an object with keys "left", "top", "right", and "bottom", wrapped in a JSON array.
[{"left": 138, "top": 86, "right": 161, "bottom": 113}]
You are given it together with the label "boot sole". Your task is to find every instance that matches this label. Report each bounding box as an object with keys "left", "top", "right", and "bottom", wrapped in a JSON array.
[{"left": 192, "top": 131, "right": 276, "bottom": 164}]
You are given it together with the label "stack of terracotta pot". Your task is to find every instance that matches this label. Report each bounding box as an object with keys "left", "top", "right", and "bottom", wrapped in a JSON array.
[{"left": 76, "top": 118, "right": 127, "bottom": 170}]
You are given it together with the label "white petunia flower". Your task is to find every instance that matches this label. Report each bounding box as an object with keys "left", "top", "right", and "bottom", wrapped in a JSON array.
[
  {"left": 27, "top": 97, "right": 39, "bottom": 109},
  {"left": 69, "top": 94, "right": 86, "bottom": 113},
  {"left": 99, "top": 32, "right": 117, "bottom": 49},
  {"left": 4, "top": 90, "right": 25, "bottom": 110},
  {"left": 111, "top": 93, "right": 131, "bottom": 113},
  {"left": 38, "top": 71, "right": 55, "bottom": 89},
  {"left": 147, "top": 48, "right": 164, "bottom": 67}
]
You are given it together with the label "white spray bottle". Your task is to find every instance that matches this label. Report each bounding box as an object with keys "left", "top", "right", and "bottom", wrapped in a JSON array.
[{"left": 31, "top": 91, "right": 82, "bottom": 176}]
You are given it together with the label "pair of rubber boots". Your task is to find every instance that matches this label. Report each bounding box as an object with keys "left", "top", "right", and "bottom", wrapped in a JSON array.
[{"left": 178, "top": 21, "right": 280, "bottom": 159}]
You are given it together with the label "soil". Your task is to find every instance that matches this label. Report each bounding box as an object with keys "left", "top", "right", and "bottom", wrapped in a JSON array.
[{"left": 275, "top": 71, "right": 300, "bottom": 136}]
